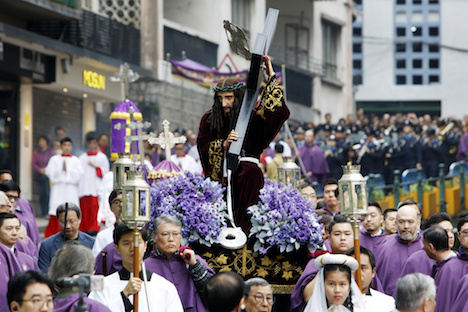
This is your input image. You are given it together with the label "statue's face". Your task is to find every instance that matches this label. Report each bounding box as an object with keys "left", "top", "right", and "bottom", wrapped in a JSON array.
[{"left": 217, "top": 91, "right": 235, "bottom": 114}]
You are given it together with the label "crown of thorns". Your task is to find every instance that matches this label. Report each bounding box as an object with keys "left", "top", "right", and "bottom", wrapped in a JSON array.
[{"left": 212, "top": 82, "right": 244, "bottom": 93}]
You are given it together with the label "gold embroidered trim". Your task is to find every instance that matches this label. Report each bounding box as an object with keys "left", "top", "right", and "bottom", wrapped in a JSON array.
[
  {"left": 208, "top": 139, "right": 224, "bottom": 182},
  {"left": 256, "top": 76, "right": 284, "bottom": 119}
]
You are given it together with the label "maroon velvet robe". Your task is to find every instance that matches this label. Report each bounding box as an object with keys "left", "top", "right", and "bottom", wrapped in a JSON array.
[{"left": 197, "top": 76, "right": 289, "bottom": 231}]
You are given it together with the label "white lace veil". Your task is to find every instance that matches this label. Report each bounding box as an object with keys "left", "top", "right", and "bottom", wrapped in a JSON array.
[{"left": 303, "top": 255, "right": 367, "bottom": 312}]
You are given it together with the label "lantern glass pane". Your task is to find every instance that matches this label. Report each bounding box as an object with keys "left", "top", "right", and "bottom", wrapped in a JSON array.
[
  {"left": 114, "top": 166, "right": 120, "bottom": 186},
  {"left": 125, "top": 190, "right": 134, "bottom": 217},
  {"left": 354, "top": 184, "right": 363, "bottom": 209},
  {"left": 342, "top": 184, "right": 351, "bottom": 212},
  {"left": 124, "top": 166, "right": 131, "bottom": 184},
  {"left": 139, "top": 190, "right": 147, "bottom": 216}
]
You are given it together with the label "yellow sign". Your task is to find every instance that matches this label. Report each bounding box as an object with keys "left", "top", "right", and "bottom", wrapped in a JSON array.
[{"left": 83, "top": 70, "right": 106, "bottom": 90}]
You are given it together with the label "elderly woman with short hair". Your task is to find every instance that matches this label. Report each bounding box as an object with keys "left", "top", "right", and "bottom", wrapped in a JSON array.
[{"left": 144, "top": 215, "right": 215, "bottom": 312}]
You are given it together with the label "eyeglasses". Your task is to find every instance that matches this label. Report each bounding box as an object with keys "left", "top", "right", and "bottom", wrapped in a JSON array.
[
  {"left": 159, "top": 232, "right": 181, "bottom": 239},
  {"left": 247, "top": 294, "right": 275, "bottom": 304},
  {"left": 21, "top": 297, "right": 54, "bottom": 308},
  {"left": 111, "top": 199, "right": 123, "bottom": 205},
  {"left": 459, "top": 230, "right": 468, "bottom": 237},
  {"left": 58, "top": 218, "right": 79, "bottom": 225},
  {"left": 302, "top": 194, "right": 317, "bottom": 199}
]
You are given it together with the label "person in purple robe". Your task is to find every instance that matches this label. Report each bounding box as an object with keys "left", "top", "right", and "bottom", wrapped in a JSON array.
[
  {"left": 450, "top": 274, "right": 468, "bottom": 312},
  {"left": 144, "top": 215, "right": 215, "bottom": 312},
  {"left": 0, "top": 243, "right": 23, "bottom": 310},
  {"left": 7, "top": 270, "right": 54, "bottom": 312},
  {"left": 457, "top": 123, "right": 468, "bottom": 161},
  {"left": 32, "top": 135, "right": 56, "bottom": 218},
  {"left": 297, "top": 129, "right": 329, "bottom": 185},
  {"left": 421, "top": 225, "right": 457, "bottom": 277},
  {"left": 94, "top": 241, "right": 123, "bottom": 276},
  {"left": 374, "top": 199, "right": 424, "bottom": 297},
  {"left": 317, "top": 178, "right": 340, "bottom": 217},
  {"left": 197, "top": 56, "right": 289, "bottom": 232},
  {"left": 14, "top": 235, "right": 38, "bottom": 260},
  {"left": 290, "top": 215, "right": 354, "bottom": 312},
  {"left": 400, "top": 212, "right": 455, "bottom": 277},
  {"left": 432, "top": 215, "right": 468, "bottom": 312},
  {"left": 0, "top": 181, "right": 41, "bottom": 246},
  {"left": 359, "top": 201, "right": 387, "bottom": 256},
  {"left": 49, "top": 242, "right": 111, "bottom": 312},
  {"left": 0, "top": 212, "right": 39, "bottom": 272}
]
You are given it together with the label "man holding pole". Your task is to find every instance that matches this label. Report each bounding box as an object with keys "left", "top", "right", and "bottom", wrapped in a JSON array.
[{"left": 89, "top": 223, "right": 183, "bottom": 312}]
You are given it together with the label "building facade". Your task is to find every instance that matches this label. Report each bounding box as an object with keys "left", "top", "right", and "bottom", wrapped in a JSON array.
[{"left": 353, "top": 0, "right": 468, "bottom": 117}]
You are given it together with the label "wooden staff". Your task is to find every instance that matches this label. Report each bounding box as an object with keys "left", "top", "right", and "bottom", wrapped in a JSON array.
[
  {"left": 352, "top": 220, "right": 362, "bottom": 292},
  {"left": 133, "top": 229, "right": 140, "bottom": 312}
]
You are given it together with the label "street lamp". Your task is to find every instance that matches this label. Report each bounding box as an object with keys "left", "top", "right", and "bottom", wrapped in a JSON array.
[
  {"left": 338, "top": 164, "right": 368, "bottom": 292},
  {"left": 278, "top": 158, "right": 301, "bottom": 190}
]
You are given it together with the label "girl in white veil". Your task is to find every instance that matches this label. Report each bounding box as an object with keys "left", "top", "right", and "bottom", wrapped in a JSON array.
[{"left": 304, "top": 254, "right": 367, "bottom": 312}]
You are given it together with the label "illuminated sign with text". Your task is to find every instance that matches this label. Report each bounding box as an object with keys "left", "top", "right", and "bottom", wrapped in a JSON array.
[{"left": 83, "top": 70, "right": 106, "bottom": 90}]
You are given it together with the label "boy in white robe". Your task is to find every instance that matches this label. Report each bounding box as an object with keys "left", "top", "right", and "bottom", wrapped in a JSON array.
[
  {"left": 78, "top": 132, "right": 110, "bottom": 234},
  {"left": 89, "top": 223, "right": 183, "bottom": 312},
  {"left": 44, "top": 137, "right": 83, "bottom": 237}
]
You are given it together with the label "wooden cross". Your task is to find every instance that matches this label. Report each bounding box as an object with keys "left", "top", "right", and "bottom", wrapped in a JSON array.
[
  {"left": 110, "top": 63, "right": 140, "bottom": 100},
  {"left": 114, "top": 107, "right": 153, "bottom": 165},
  {"left": 148, "top": 120, "right": 187, "bottom": 161}
]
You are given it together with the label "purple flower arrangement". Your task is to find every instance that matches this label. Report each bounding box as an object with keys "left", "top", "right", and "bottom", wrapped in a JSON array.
[
  {"left": 149, "top": 172, "right": 227, "bottom": 247},
  {"left": 248, "top": 180, "right": 322, "bottom": 254}
]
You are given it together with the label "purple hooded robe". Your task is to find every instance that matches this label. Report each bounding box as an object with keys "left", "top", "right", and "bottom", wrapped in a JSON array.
[
  {"left": 450, "top": 274, "right": 468, "bottom": 312},
  {"left": 400, "top": 249, "right": 436, "bottom": 277},
  {"left": 144, "top": 251, "right": 215, "bottom": 312},
  {"left": 358, "top": 227, "right": 387, "bottom": 257},
  {"left": 94, "top": 242, "right": 122, "bottom": 276},
  {"left": 54, "top": 293, "right": 111, "bottom": 312},
  {"left": 16, "top": 198, "right": 41, "bottom": 245},
  {"left": 374, "top": 232, "right": 423, "bottom": 297},
  {"left": 434, "top": 251, "right": 468, "bottom": 312},
  {"left": 0, "top": 243, "right": 23, "bottom": 310},
  {"left": 297, "top": 144, "right": 329, "bottom": 185}
]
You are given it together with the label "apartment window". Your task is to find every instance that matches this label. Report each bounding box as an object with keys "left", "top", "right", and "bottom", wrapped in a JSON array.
[
  {"left": 429, "top": 44, "right": 440, "bottom": 52},
  {"left": 396, "top": 43, "right": 406, "bottom": 52},
  {"left": 396, "top": 27, "right": 406, "bottom": 37},
  {"left": 353, "top": 27, "right": 362, "bottom": 37},
  {"left": 413, "top": 59, "right": 422, "bottom": 68},
  {"left": 232, "top": 0, "right": 251, "bottom": 36},
  {"left": 429, "top": 0, "right": 439, "bottom": 3},
  {"left": 396, "top": 75, "right": 406, "bottom": 85},
  {"left": 285, "top": 23, "right": 310, "bottom": 70},
  {"left": 412, "top": 26, "right": 422, "bottom": 36},
  {"left": 429, "top": 75, "right": 439, "bottom": 83},
  {"left": 413, "top": 75, "right": 423, "bottom": 84},
  {"left": 429, "top": 27, "right": 439, "bottom": 36},
  {"left": 396, "top": 59, "right": 406, "bottom": 68},
  {"left": 429, "top": 59, "right": 439, "bottom": 68},
  {"left": 322, "top": 20, "right": 340, "bottom": 80},
  {"left": 413, "top": 42, "right": 423, "bottom": 52},
  {"left": 396, "top": 0, "right": 406, "bottom": 4},
  {"left": 413, "top": 0, "right": 422, "bottom": 4},
  {"left": 353, "top": 43, "right": 362, "bottom": 53},
  {"left": 353, "top": 60, "right": 362, "bottom": 69}
]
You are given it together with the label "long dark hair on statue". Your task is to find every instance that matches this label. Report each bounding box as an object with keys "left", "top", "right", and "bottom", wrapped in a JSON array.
[
  {"left": 323, "top": 264, "right": 354, "bottom": 311},
  {"left": 208, "top": 78, "right": 244, "bottom": 138}
]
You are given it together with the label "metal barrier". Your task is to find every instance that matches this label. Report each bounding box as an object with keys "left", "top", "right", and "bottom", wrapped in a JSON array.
[{"left": 366, "top": 161, "right": 466, "bottom": 216}]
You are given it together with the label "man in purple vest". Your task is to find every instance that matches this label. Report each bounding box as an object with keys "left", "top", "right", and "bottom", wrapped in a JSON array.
[
  {"left": 7, "top": 270, "right": 54, "bottom": 312},
  {"left": 144, "top": 215, "right": 215, "bottom": 312},
  {"left": 359, "top": 201, "right": 387, "bottom": 256},
  {"left": 433, "top": 215, "right": 468, "bottom": 312},
  {"left": 422, "top": 225, "right": 457, "bottom": 278},
  {"left": 400, "top": 212, "right": 455, "bottom": 277},
  {"left": 450, "top": 274, "right": 468, "bottom": 312},
  {"left": 297, "top": 129, "right": 329, "bottom": 185},
  {"left": 375, "top": 199, "right": 423, "bottom": 297},
  {"left": 383, "top": 208, "right": 397, "bottom": 235}
]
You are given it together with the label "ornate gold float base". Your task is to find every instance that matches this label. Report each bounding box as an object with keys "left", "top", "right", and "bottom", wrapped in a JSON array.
[{"left": 193, "top": 243, "right": 308, "bottom": 294}]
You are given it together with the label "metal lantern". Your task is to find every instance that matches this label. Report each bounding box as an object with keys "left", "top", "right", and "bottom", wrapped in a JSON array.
[
  {"left": 113, "top": 153, "right": 134, "bottom": 189},
  {"left": 121, "top": 170, "right": 151, "bottom": 229},
  {"left": 338, "top": 165, "right": 368, "bottom": 217},
  {"left": 278, "top": 157, "right": 301, "bottom": 190}
]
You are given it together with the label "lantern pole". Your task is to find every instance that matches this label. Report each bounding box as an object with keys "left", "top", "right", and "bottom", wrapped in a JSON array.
[
  {"left": 338, "top": 164, "right": 368, "bottom": 293},
  {"left": 133, "top": 228, "right": 140, "bottom": 311}
]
